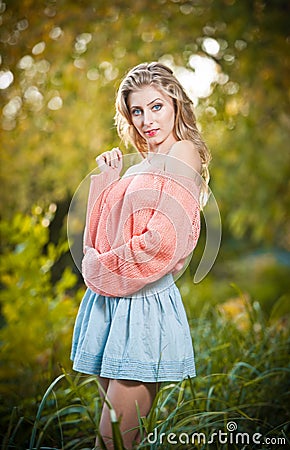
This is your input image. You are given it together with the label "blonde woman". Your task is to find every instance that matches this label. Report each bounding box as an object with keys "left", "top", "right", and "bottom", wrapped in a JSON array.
[{"left": 71, "top": 62, "right": 211, "bottom": 449}]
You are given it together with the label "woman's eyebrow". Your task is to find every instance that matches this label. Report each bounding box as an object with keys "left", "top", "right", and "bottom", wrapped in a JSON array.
[
  {"left": 130, "top": 98, "right": 163, "bottom": 110},
  {"left": 147, "top": 97, "right": 162, "bottom": 106}
]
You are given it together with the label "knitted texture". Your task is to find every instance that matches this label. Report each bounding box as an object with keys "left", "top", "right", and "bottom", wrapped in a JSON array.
[{"left": 82, "top": 165, "right": 201, "bottom": 297}]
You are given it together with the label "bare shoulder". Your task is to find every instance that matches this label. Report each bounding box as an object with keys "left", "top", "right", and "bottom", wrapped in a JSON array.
[{"left": 166, "top": 140, "right": 202, "bottom": 178}]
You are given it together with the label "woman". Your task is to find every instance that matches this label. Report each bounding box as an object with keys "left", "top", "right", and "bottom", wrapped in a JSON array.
[{"left": 71, "top": 62, "right": 211, "bottom": 449}]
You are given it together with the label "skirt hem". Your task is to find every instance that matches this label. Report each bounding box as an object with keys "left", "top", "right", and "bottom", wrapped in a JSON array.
[{"left": 71, "top": 352, "right": 196, "bottom": 383}]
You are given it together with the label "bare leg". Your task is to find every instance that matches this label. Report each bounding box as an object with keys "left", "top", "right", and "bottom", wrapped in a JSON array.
[
  {"left": 97, "top": 376, "right": 109, "bottom": 400},
  {"left": 95, "top": 379, "right": 158, "bottom": 450}
]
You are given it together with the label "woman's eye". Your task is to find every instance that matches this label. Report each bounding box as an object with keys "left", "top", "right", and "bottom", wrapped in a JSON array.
[
  {"left": 132, "top": 108, "right": 142, "bottom": 116},
  {"left": 152, "top": 104, "right": 162, "bottom": 111}
]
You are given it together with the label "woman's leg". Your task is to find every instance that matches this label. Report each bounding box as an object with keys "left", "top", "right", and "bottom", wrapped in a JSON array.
[
  {"left": 97, "top": 376, "right": 109, "bottom": 400},
  {"left": 95, "top": 379, "right": 158, "bottom": 450}
]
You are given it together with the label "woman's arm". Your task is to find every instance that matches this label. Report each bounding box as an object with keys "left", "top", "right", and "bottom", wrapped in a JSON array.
[
  {"left": 83, "top": 148, "right": 123, "bottom": 249},
  {"left": 82, "top": 173, "right": 200, "bottom": 297}
]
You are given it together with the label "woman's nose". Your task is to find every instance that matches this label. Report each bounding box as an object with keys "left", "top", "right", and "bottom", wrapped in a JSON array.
[{"left": 143, "top": 108, "right": 153, "bottom": 126}]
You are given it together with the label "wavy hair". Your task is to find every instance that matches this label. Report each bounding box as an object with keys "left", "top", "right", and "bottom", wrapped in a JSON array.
[{"left": 115, "top": 62, "right": 211, "bottom": 205}]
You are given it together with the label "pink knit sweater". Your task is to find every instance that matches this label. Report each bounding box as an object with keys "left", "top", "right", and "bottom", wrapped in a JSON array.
[{"left": 82, "top": 162, "right": 201, "bottom": 297}]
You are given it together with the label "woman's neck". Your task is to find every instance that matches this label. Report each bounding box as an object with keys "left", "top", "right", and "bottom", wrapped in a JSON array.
[{"left": 147, "top": 137, "right": 178, "bottom": 156}]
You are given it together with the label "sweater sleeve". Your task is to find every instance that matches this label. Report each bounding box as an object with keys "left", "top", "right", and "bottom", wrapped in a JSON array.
[
  {"left": 83, "top": 168, "right": 120, "bottom": 251},
  {"left": 82, "top": 173, "right": 200, "bottom": 297}
]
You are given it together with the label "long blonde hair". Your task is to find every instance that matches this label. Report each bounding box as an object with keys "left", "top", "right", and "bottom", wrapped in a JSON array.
[{"left": 115, "top": 62, "right": 211, "bottom": 205}]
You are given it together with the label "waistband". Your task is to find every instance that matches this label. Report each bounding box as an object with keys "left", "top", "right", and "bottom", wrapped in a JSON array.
[{"left": 129, "top": 273, "right": 176, "bottom": 299}]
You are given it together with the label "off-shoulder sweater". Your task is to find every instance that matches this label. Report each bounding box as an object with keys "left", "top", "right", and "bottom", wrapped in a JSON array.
[{"left": 82, "top": 161, "right": 201, "bottom": 297}]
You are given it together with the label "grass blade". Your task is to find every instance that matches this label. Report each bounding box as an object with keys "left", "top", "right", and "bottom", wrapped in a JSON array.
[{"left": 29, "top": 374, "right": 66, "bottom": 450}]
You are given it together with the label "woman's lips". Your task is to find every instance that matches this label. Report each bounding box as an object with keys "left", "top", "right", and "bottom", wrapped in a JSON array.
[{"left": 145, "top": 129, "right": 159, "bottom": 137}]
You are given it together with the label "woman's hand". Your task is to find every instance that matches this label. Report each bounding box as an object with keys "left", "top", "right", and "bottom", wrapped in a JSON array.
[{"left": 96, "top": 147, "right": 123, "bottom": 172}]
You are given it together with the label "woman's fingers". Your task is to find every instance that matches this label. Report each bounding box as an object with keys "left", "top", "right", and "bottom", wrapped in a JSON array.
[{"left": 96, "top": 148, "right": 122, "bottom": 172}]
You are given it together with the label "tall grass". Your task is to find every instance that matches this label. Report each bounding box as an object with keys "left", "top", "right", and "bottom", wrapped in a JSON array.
[{"left": 2, "top": 294, "right": 289, "bottom": 450}]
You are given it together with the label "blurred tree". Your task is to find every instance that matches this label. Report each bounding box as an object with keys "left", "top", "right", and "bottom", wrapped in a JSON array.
[
  {"left": 1, "top": 0, "right": 289, "bottom": 251},
  {"left": 0, "top": 205, "right": 83, "bottom": 411}
]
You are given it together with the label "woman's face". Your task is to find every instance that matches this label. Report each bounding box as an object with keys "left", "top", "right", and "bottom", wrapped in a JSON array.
[{"left": 128, "top": 85, "right": 177, "bottom": 153}]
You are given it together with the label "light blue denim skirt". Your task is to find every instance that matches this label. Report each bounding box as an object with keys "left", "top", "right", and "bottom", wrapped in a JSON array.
[{"left": 70, "top": 274, "right": 196, "bottom": 382}]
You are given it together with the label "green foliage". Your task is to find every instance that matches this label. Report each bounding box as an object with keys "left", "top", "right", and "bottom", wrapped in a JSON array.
[
  {"left": 0, "top": 207, "right": 84, "bottom": 424},
  {"left": 0, "top": 1, "right": 289, "bottom": 448},
  {"left": 178, "top": 245, "right": 290, "bottom": 319},
  {"left": 2, "top": 300, "right": 289, "bottom": 449}
]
